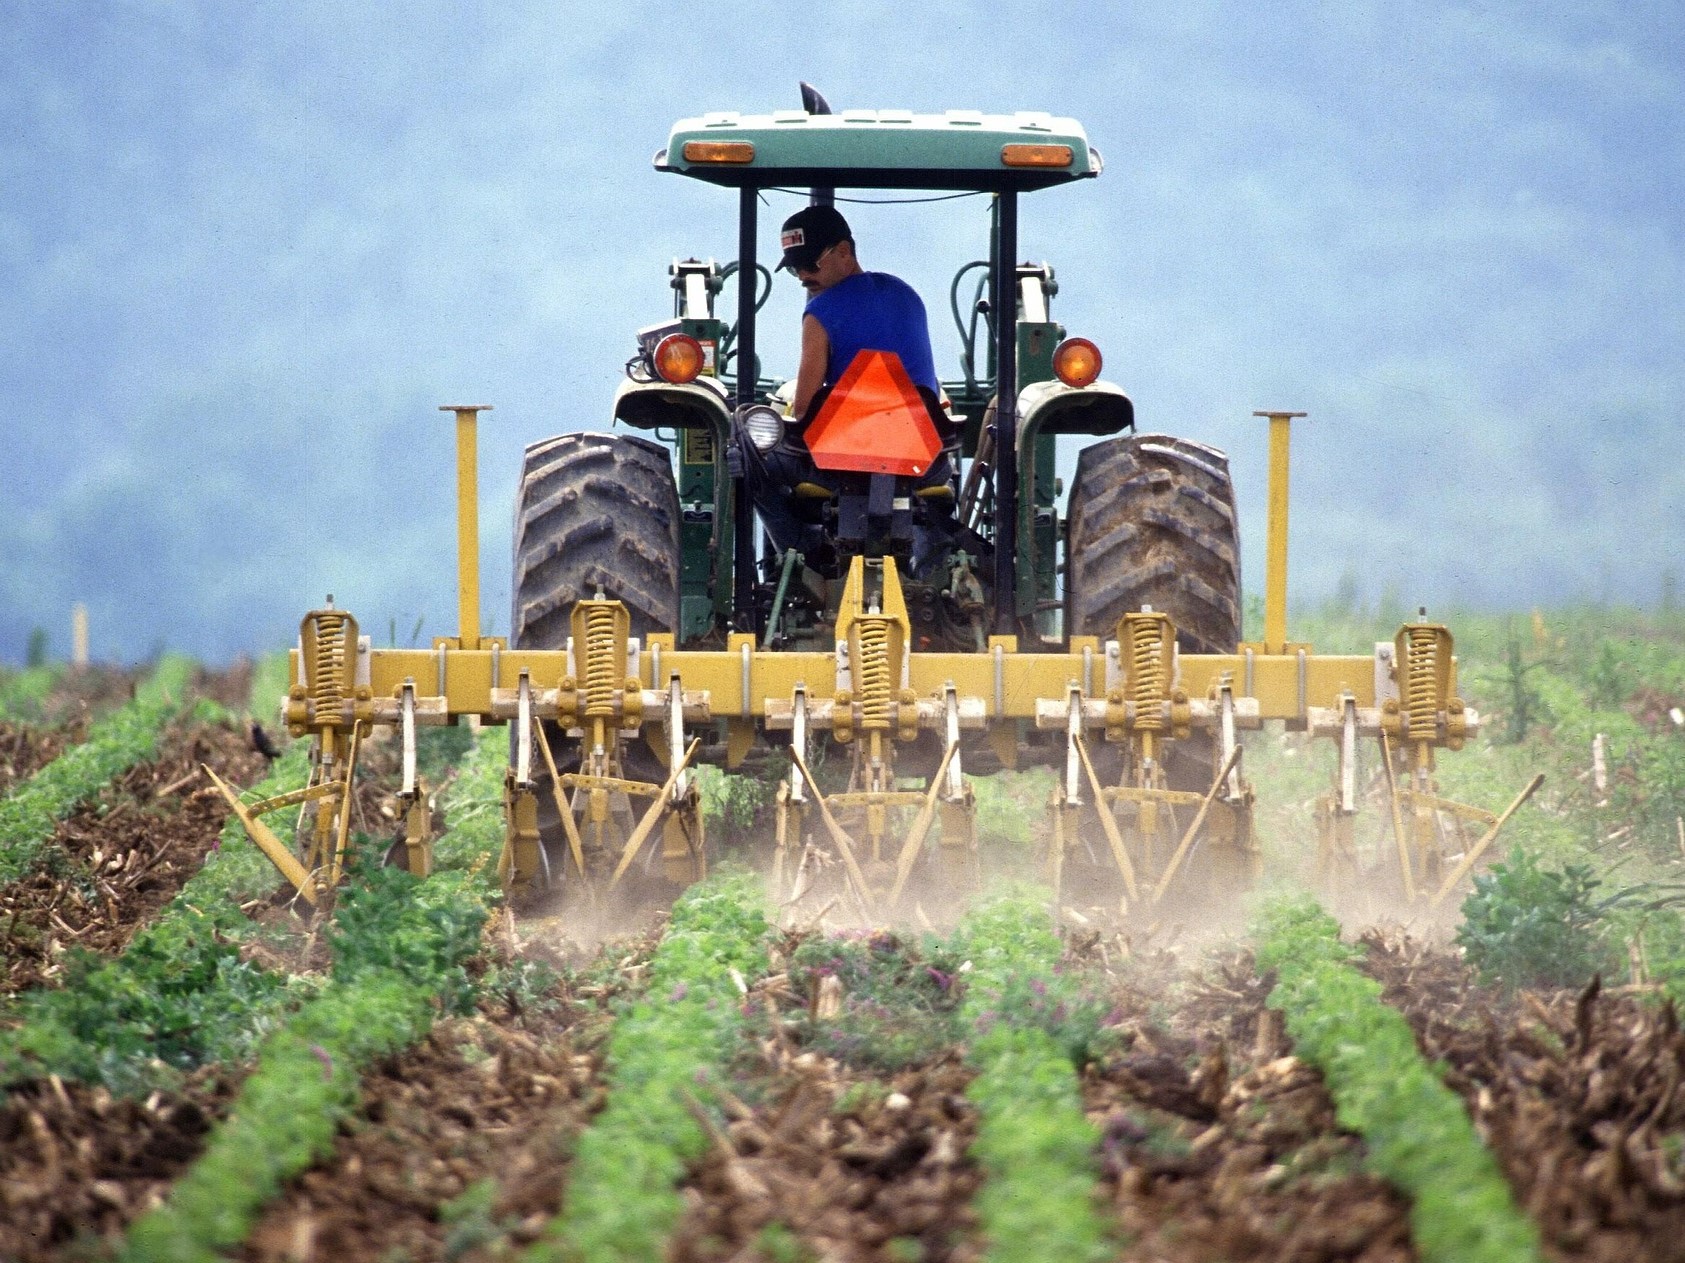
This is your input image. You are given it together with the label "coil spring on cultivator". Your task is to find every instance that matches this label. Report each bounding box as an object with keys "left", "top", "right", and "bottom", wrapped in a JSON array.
[
  {"left": 308, "top": 610, "right": 353, "bottom": 713},
  {"left": 1402, "top": 624, "right": 1442, "bottom": 740},
  {"left": 1125, "top": 612, "right": 1170, "bottom": 727},
  {"left": 580, "top": 602, "right": 622, "bottom": 719},
  {"left": 855, "top": 618, "right": 893, "bottom": 730}
]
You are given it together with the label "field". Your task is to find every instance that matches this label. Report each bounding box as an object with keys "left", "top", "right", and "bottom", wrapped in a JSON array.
[{"left": 2, "top": 606, "right": 1684, "bottom": 1263}]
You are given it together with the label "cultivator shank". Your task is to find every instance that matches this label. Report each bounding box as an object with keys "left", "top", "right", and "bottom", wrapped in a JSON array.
[
  {"left": 1310, "top": 621, "right": 1544, "bottom": 906},
  {"left": 207, "top": 602, "right": 419, "bottom": 905}
]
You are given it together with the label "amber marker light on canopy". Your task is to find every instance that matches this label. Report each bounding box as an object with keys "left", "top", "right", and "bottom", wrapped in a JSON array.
[
  {"left": 1052, "top": 337, "right": 1102, "bottom": 388},
  {"left": 682, "top": 140, "right": 756, "bottom": 164},
  {"left": 653, "top": 333, "right": 705, "bottom": 384},
  {"left": 1001, "top": 143, "right": 1074, "bottom": 168}
]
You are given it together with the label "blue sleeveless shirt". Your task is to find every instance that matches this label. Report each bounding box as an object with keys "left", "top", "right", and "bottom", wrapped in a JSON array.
[{"left": 804, "top": 272, "right": 939, "bottom": 395}]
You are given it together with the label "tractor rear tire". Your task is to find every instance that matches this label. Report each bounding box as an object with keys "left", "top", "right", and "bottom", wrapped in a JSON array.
[
  {"left": 1065, "top": 433, "right": 1241, "bottom": 655},
  {"left": 511, "top": 431, "right": 681, "bottom": 897},
  {"left": 512, "top": 431, "right": 681, "bottom": 646},
  {"left": 1064, "top": 434, "right": 1249, "bottom": 909}
]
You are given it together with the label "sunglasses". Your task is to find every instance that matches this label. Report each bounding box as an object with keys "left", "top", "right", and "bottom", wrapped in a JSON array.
[{"left": 792, "top": 243, "right": 837, "bottom": 275}]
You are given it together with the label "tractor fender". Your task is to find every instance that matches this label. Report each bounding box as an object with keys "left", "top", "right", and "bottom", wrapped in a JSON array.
[
  {"left": 611, "top": 375, "right": 733, "bottom": 441},
  {"left": 1014, "top": 377, "right": 1134, "bottom": 443},
  {"left": 611, "top": 377, "right": 736, "bottom": 636},
  {"left": 1008, "top": 378, "right": 1135, "bottom": 622}
]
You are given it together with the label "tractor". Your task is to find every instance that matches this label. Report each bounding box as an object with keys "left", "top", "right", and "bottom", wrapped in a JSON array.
[
  {"left": 510, "top": 86, "right": 1247, "bottom": 911},
  {"left": 218, "top": 89, "right": 1541, "bottom": 923}
]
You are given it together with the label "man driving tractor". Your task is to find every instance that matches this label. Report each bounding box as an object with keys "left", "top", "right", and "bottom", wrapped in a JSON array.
[
  {"left": 779, "top": 204, "right": 939, "bottom": 418},
  {"left": 736, "top": 204, "right": 955, "bottom": 570}
]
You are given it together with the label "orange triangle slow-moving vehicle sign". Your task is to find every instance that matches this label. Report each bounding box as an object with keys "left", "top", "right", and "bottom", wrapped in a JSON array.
[{"left": 804, "top": 350, "right": 943, "bottom": 477}]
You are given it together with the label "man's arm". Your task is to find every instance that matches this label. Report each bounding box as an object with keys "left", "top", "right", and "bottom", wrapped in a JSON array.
[{"left": 790, "top": 314, "right": 829, "bottom": 421}]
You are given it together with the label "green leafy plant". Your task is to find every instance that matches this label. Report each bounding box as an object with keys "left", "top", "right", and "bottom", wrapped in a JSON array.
[
  {"left": 1495, "top": 622, "right": 1549, "bottom": 744},
  {"left": 1457, "top": 849, "right": 1622, "bottom": 991},
  {"left": 0, "top": 905, "right": 303, "bottom": 1093},
  {"left": 245, "top": 650, "right": 294, "bottom": 728},
  {"left": 1255, "top": 896, "right": 1543, "bottom": 1263},
  {"left": 441, "top": 1177, "right": 518, "bottom": 1260},
  {"left": 523, "top": 869, "right": 771, "bottom": 1263},
  {"left": 0, "top": 662, "right": 62, "bottom": 718},
  {"left": 948, "top": 887, "right": 1111, "bottom": 1263},
  {"left": 785, "top": 929, "right": 963, "bottom": 1070},
  {"left": 697, "top": 764, "right": 778, "bottom": 838}
]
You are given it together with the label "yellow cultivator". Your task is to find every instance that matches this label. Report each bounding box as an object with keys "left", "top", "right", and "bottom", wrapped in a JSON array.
[
  {"left": 215, "top": 95, "right": 1537, "bottom": 918},
  {"left": 213, "top": 405, "right": 1533, "bottom": 920}
]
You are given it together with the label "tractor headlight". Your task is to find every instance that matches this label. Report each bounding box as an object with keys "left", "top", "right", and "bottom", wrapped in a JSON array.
[{"left": 740, "top": 404, "right": 784, "bottom": 453}]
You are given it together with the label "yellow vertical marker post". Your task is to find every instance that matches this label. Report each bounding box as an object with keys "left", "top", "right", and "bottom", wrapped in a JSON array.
[
  {"left": 441, "top": 405, "right": 491, "bottom": 650},
  {"left": 71, "top": 603, "right": 89, "bottom": 667},
  {"left": 1254, "top": 410, "right": 1306, "bottom": 655}
]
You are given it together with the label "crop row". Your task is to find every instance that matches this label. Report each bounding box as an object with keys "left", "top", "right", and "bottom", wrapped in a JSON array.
[
  {"left": 0, "top": 655, "right": 196, "bottom": 885},
  {"left": 1254, "top": 895, "right": 1543, "bottom": 1263},
  {"left": 523, "top": 869, "right": 771, "bottom": 1263},
  {"left": 120, "top": 725, "right": 509, "bottom": 1261},
  {"left": 949, "top": 890, "right": 1111, "bottom": 1263},
  {"left": 0, "top": 663, "right": 496, "bottom": 1099},
  {"left": 0, "top": 737, "right": 312, "bottom": 1093}
]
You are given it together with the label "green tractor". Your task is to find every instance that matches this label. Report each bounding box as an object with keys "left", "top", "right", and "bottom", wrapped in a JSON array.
[
  {"left": 507, "top": 87, "right": 1247, "bottom": 908},
  {"left": 235, "top": 92, "right": 1512, "bottom": 924},
  {"left": 227, "top": 91, "right": 1516, "bottom": 922}
]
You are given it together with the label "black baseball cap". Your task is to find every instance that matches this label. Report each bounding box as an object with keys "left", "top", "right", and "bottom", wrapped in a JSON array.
[{"left": 778, "top": 205, "right": 852, "bottom": 272}]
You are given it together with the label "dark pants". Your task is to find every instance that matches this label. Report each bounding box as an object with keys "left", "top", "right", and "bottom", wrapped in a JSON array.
[{"left": 739, "top": 435, "right": 957, "bottom": 576}]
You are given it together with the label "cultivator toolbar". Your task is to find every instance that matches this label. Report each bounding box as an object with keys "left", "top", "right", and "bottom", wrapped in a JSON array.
[{"left": 207, "top": 408, "right": 1540, "bottom": 919}]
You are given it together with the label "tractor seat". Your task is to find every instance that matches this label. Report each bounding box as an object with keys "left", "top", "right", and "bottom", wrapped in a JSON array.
[{"left": 794, "top": 470, "right": 954, "bottom": 502}]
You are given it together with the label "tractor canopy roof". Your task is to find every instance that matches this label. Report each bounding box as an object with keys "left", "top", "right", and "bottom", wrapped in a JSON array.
[{"left": 656, "top": 108, "right": 1100, "bottom": 192}]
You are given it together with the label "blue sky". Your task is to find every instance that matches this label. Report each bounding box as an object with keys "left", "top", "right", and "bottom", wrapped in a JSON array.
[{"left": 2, "top": 1, "right": 1680, "bottom": 663}]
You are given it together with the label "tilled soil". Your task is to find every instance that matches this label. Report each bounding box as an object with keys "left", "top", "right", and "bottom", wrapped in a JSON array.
[
  {"left": 11, "top": 693, "right": 1685, "bottom": 1263},
  {"left": 194, "top": 659, "right": 255, "bottom": 712},
  {"left": 1364, "top": 932, "right": 1685, "bottom": 1262},
  {"left": 1086, "top": 954, "right": 1414, "bottom": 1262},
  {"left": 0, "top": 720, "right": 89, "bottom": 796},
  {"left": 236, "top": 1002, "right": 601, "bottom": 1263},
  {"left": 7, "top": 906, "right": 1683, "bottom": 1262},
  {"left": 28, "top": 665, "right": 138, "bottom": 728},
  {"left": 0, "top": 1068, "right": 239, "bottom": 1261},
  {"left": 228, "top": 920, "right": 656, "bottom": 1263},
  {"left": 0, "top": 663, "right": 250, "bottom": 798},
  {"left": 674, "top": 1050, "right": 984, "bottom": 1263},
  {"left": 0, "top": 716, "right": 269, "bottom": 995}
]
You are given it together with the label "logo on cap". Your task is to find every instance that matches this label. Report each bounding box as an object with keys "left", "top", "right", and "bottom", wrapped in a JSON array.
[{"left": 781, "top": 229, "right": 805, "bottom": 250}]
